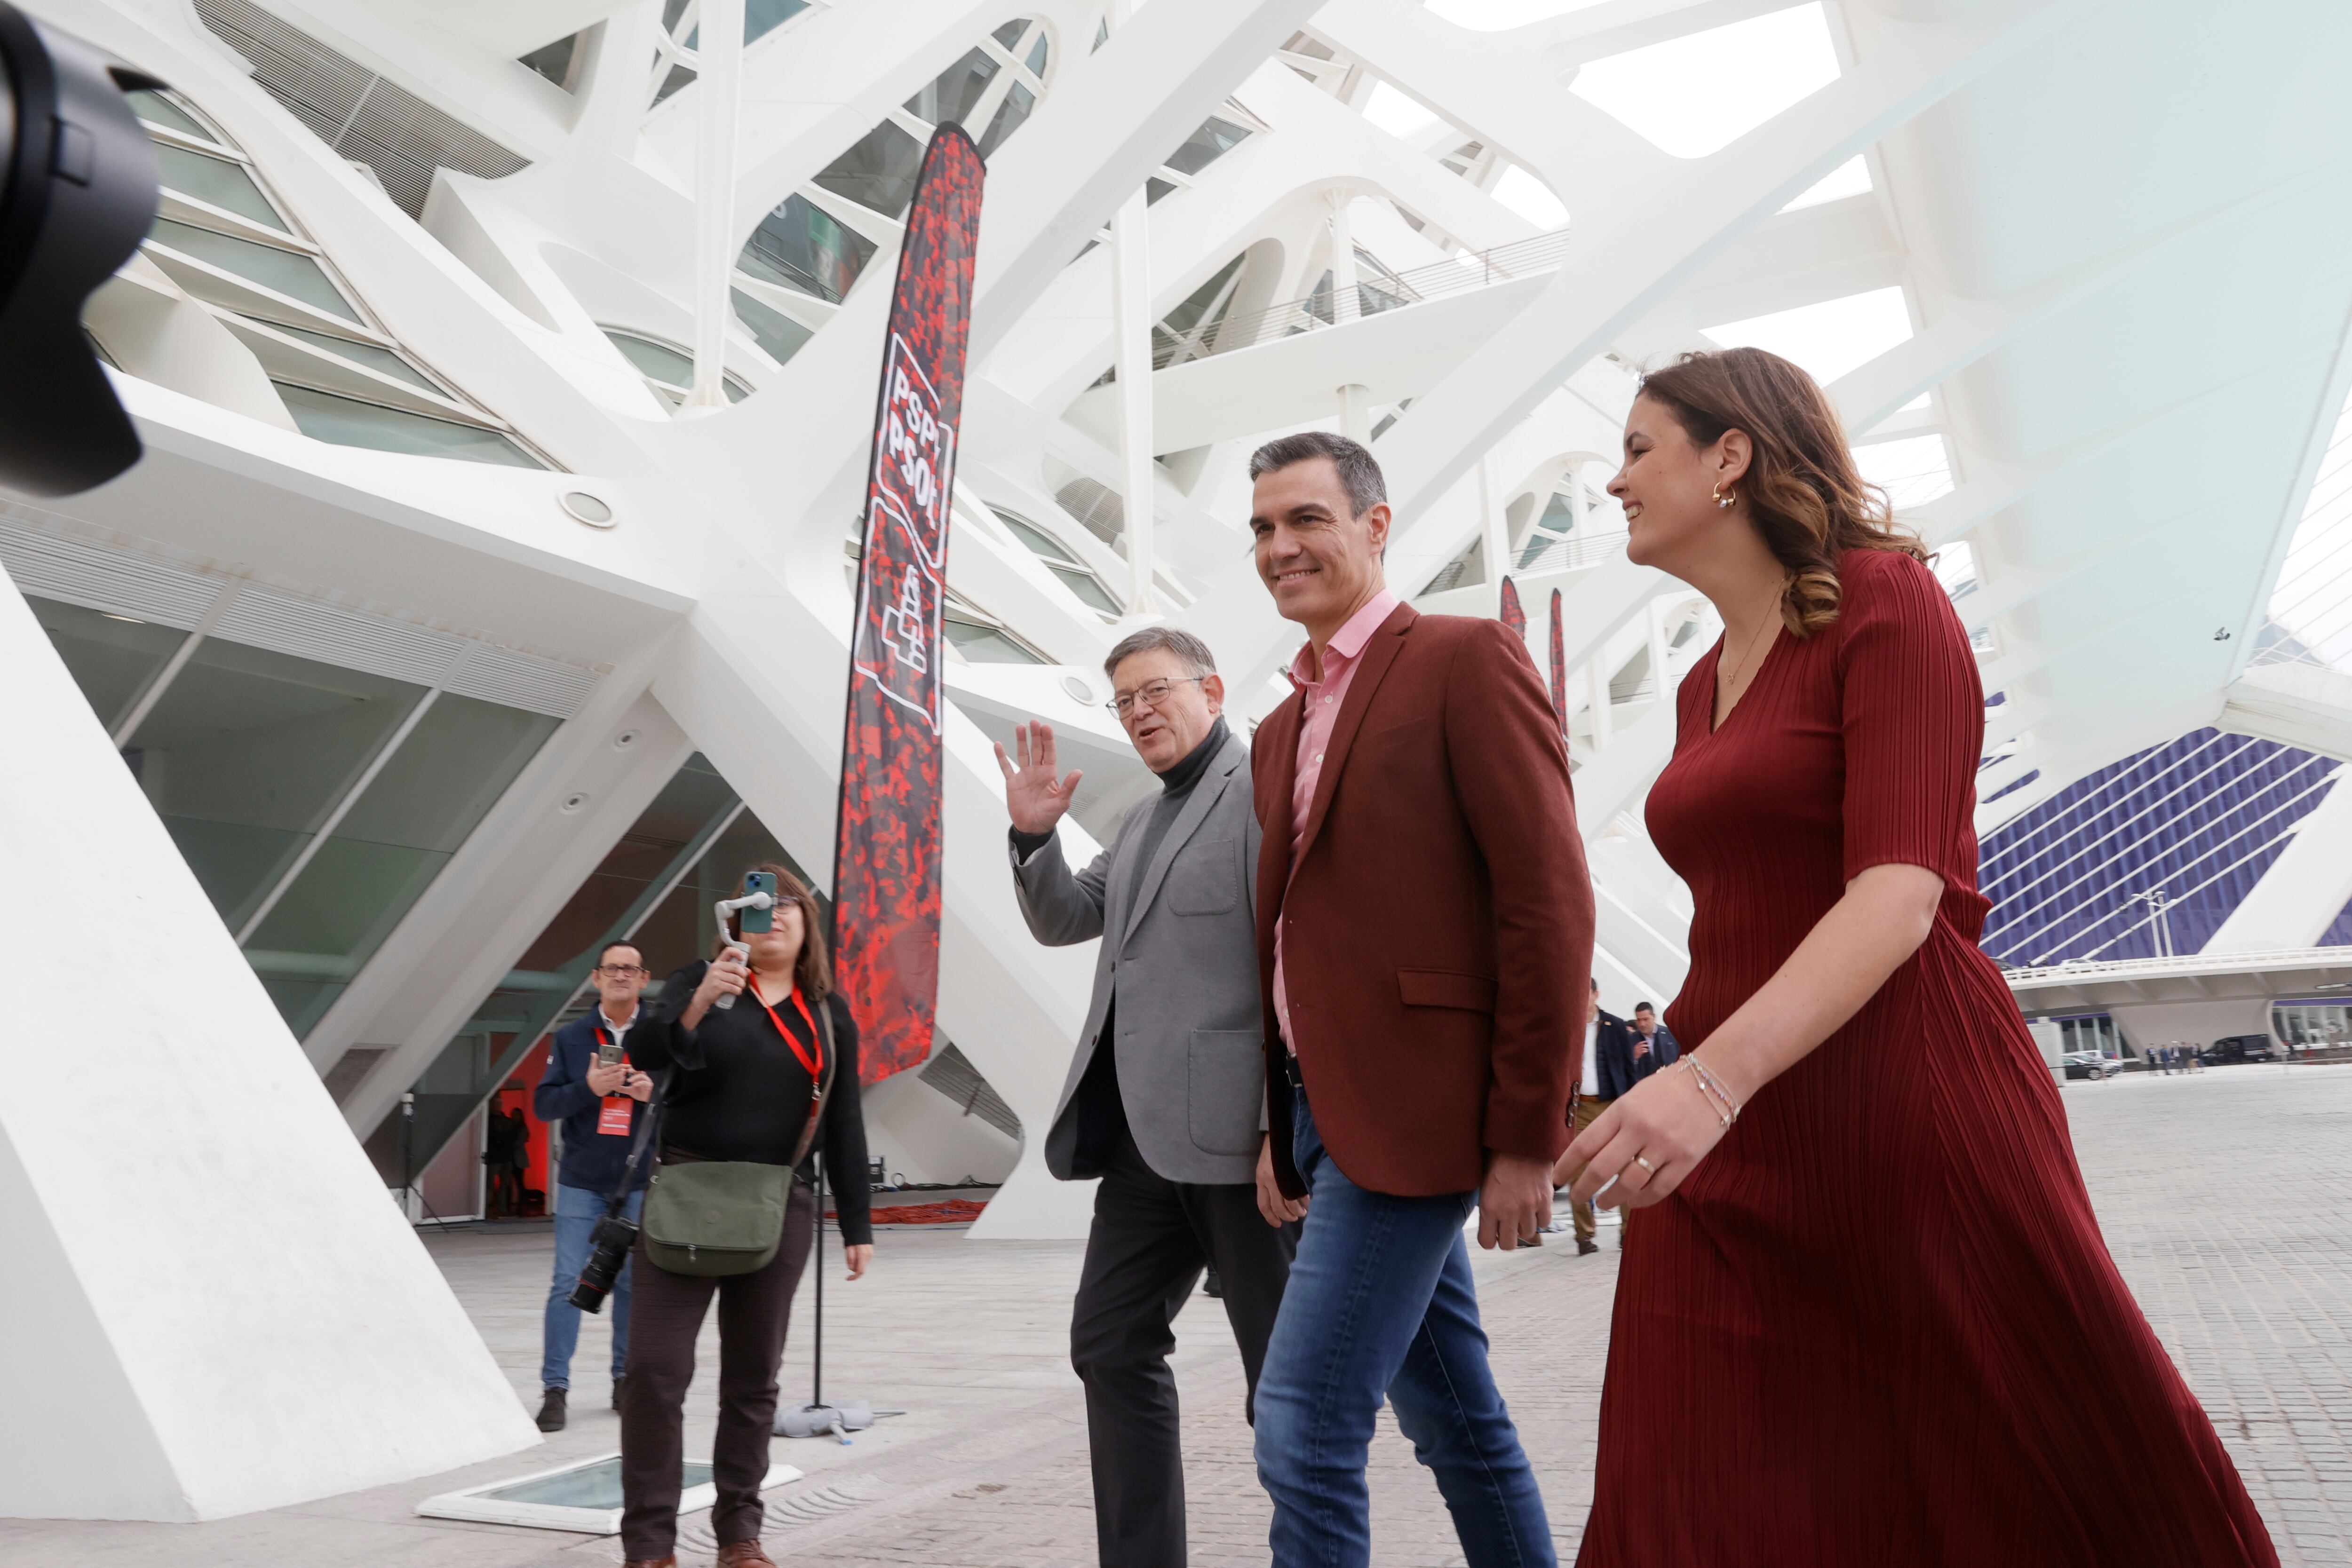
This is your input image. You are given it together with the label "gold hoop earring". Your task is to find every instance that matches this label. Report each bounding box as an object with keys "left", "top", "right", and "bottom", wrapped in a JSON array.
[{"left": 1712, "top": 483, "right": 1735, "bottom": 511}]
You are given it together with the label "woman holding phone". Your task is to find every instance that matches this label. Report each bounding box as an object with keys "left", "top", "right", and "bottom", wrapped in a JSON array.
[
  {"left": 617, "top": 863, "right": 873, "bottom": 1568},
  {"left": 1560, "top": 348, "right": 2271, "bottom": 1565}
]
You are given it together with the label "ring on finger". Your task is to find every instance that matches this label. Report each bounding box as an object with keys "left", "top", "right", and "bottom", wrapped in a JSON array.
[{"left": 1631, "top": 1154, "right": 1657, "bottom": 1175}]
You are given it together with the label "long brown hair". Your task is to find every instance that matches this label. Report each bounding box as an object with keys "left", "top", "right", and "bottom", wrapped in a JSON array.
[
  {"left": 1637, "top": 347, "right": 1925, "bottom": 636},
  {"left": 711, "top": 862, "right": 832, "bottom": 1001}
]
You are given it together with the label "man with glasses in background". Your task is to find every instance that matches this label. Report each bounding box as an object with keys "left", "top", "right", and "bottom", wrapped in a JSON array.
[
  {"left": 996, "top": 626, "right": 1299, "bottom": 1568},
  {"left": 530, "top": 940, "right": 657, "bottom": 1432}
]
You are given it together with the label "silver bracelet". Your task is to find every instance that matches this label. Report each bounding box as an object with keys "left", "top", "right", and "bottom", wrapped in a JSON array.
[{"left": 1679, "top": 1057, "right": 1742, "bottom": 1128}]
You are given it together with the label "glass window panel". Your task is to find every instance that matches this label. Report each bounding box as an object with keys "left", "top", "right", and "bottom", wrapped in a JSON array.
[
  {"left": 662, "top": 0, "right": 692, "bottom": 31},
  {"left": 747, "top": 0, "right": 810, "bottom": 43},
  {"left": 24, "top": 595, "right": 189, "bottom": 733},
  {"left": 906, "top": 48, "right": 998, "bottom": 127},
  {"left": 517, "top": 34, "right": 578, "bottom": 89},
  {"left": 728, "top": 288, "right": 814, "bottom": 367},
  {"left": 977, "top": 82, "right": 1036, "bottom": 159},
  {"left": 514, "top": 756, "right": 739, "bottom": 974},
  {"left": 275, "top": 384, "right": 544, "bottom": 468},
  {"left": 652, "top": 63, "right": 697, "bottom": 106},
  {"left": 121, "top": 640, "right": 425, "bottom": 932},
  {"left": 605, "top": 329, "right": 696, "bottom": 385},
  {"left": 245, "top": 693, "right": 558, "bottom": 1035},
  {"left": 1145, "top": 176, "right": 1176, "bottom": 206},
  {"left": 629, "top": 800, "right": 809, "bottom": 982},
  {"left": 993, "top": 510, "right": 1077, "bottom": 562},
  {"left": 991, "top": 20, "right": 1026, "bottom": 48},
  {"left": 945, "top": 614, "right": 1044, "bottom": 664},
  {"left": 148, "top": 217, "right": 360, "bottom": 321},
  {"left": 1026, "top": 32, "right": 1049, "bottom": 76},
  {"left": 739, "top": 193, "right": 876, "bottom": 303},
  {"left": 255, "top": 319, "right": 440, "bottom": 392},
  {"left": 1162, "top": 254, "right": 1244, "bottom": 338},
  {"left": 1050, "top": 563, "right": 1121, "bottom": 616},
  {"left": 154, "top": 144, "right": 287, "bottom": 231},
  {"left": 129, "top": 89, "right": 217, "bottom": 143},
  {"left": 812, "top": 119, "right": 927, "bottom": 219},
  {"left": 1162, "top": 116, "right": 1251, "bottom": 177}
]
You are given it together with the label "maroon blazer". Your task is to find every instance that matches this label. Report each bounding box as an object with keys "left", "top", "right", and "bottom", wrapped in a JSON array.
[{"left": 1254, "top": 601, "right": 1593, "bottom": 1198}]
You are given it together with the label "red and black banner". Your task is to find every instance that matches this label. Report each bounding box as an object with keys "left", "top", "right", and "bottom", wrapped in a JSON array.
[
  {"left": 1498, "top": 574, "right": 1526, "bottom": 642},
  {"left": 1549, "top": 587, "right": 1568, "bottom": 735},
  {"left": 833, "top": 126, "right": 984, "bottom": 1084}
]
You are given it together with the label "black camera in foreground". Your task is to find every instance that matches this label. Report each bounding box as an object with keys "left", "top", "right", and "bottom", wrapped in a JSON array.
[{"left": 568, "top": 1212, "right": 640, "bottom": 1313}]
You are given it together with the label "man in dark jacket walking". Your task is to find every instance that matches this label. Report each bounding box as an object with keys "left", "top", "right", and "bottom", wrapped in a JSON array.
[
  {"left": 1566, "top": 980, "right": 1642, "bottom": 1254},
  {"left": 1629, "top": 1001, "right": 1681, "bottom": 1081},
  {"left": 531, "top": 940, "right": 656, "bottom": 1432}
]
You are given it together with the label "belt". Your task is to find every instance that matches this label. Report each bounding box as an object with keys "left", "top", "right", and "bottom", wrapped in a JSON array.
[{"left": 1281, "top": 1052, "right": 1307, "bottom": 1091}]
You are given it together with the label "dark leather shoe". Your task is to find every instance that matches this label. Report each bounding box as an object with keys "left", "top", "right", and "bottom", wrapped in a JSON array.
[
  {"left": 620, "top": 1558, "right": 674, "bottom": 1568},
  {"left": 1575, "top": 1237, "right": 1598, "bottom": 1256},
  {"left": 611, "top": 1375, "right": 628, "bottom": 1412},
  {"left": 534, "top": 1387, "right": 567, "bottom": 1432},
  {"left": 715, "top": 1543, "right": 776, "bottom": 1568}
]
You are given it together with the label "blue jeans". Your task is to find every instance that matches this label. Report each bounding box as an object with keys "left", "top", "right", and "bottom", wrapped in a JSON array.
[
  {"left": 1254, "top": 1087, "right": 1555, "bottom": 1568},
  {"left": 542, "top": 1182, "right": 643, "bottom": 1391}
]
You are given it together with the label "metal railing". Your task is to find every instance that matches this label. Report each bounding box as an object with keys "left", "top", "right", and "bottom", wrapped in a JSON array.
[
  {"left": 1160, "top": 225, "right": 1572, "bottom": 372},
  {"left": 2002, "top": 945, "right": 2352, "bottom": 986}
]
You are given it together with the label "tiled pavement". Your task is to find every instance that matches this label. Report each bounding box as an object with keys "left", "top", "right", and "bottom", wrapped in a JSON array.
[{"left": 7, "top": 1063, "right": 2350, "bottom": 1566}]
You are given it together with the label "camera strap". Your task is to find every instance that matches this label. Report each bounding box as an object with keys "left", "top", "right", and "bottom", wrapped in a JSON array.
[{"left": 604, "top": 1067, "right": 670, "bottom": 1219}]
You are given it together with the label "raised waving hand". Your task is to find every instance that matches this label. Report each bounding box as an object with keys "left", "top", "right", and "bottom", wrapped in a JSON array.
[{"left": 993, "top": 719, "right": 1084, "bottom": 835}]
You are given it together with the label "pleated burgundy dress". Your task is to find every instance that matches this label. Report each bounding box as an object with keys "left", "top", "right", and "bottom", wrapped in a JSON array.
[{"left": 1576, "top": 549, "right": 2274, "bottom": 1566}]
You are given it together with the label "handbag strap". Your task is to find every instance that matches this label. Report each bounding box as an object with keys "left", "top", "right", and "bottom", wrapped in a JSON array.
[
  {"left": 788, "top": 998, "right": 841, "bottom": 1172},
  {"left": 604, "top": 1067, "right": 670, "bottom": 1216}
]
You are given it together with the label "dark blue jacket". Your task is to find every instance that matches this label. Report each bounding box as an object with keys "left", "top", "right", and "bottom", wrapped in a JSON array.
[
  {"left": 534, "top": 1007, "right": 654, "bottom": 1197},
  {"left": 1594, "top": 1011, "right": 1644, "bottom": 1100},
  {"left": 1632, "top": 1022, "right": 1681, "bottom": 1081}
]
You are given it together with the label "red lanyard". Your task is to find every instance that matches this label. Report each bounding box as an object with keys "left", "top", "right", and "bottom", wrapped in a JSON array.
[{"left": 748, "top": 974, "right": 825, "bottom": 1085}]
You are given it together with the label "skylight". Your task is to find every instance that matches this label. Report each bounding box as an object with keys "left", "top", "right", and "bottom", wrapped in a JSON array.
[
  {"left": 1700, "top": 285, "right": 1911, "bottom": 386},
  {"left": 1568, "top": 3, "right": 1841, "bottom": 159},
  {"left": 1780, "top": 154, "right": 1872, "bottom": 212},
  {"left": 1492, "top": 165, "right": 1569, "bottom": 228},
  {"left": 1853, "top": 435, "right": 1954, "bottom": 510},
  {"left": 1427, "top": 0, "right": 1611, "bottom": 28},
  {"left": 1362, "top": 81, "right": 1442, "bottom": 139}
]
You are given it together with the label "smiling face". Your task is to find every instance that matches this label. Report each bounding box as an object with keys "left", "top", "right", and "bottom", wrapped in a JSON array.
[
  {"left": 1112, "top": 645, "right": 1224, "bottom": 772},
  {"left": 1250, "top": 455, "right": 1391, "bottom": 647},
  {"left": 1611, "top": 393, "right": 1753, "bottom": 579}
]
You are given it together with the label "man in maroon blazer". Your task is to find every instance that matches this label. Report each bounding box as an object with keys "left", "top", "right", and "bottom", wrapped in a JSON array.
[{"left": 1243, "top": 431, "right": 1593, "bottom": 1567}]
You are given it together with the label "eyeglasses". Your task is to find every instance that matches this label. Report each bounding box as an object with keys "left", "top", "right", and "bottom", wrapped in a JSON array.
[
  {"left": 594, "top": 964, "right": 648, "bottom": 977},
  {"left": 1107, "top": 675, "right": 1207, "bottom": 719}
]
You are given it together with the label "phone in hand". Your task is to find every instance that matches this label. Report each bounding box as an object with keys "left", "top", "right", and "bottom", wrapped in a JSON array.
[
  {"left": 741, "top": 871, "right": 778, "bottom": 933},
  {"left": 598, "top": 1039, "right": 624, "bottom": 1068}
]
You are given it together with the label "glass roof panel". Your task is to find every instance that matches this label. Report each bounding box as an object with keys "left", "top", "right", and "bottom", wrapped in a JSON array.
[
  {"left": 149, "top": 217, "right": 361, "bottom": 322},
  {"left": 128, "top": 89, "right": 218, "bottom": 143},
  {"left": 907, "top": 47, "right": 999, "bottom": 127},
  {"left": 276, "top": 384, "right": 543, "bottom": 467},
  {"left": 156, "top": 143, "right": 288, "bottom": 231},
  {"left": 812, "top": 119, "right": 927, "bottom": 219},
  {"left": 1161, "top": 116, "right": 1251, "bottom": 177}
]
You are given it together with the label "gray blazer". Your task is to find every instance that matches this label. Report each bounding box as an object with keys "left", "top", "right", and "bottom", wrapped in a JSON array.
[{"left": 1011, "top": 731, "right": 1264, "bottom": 1186}]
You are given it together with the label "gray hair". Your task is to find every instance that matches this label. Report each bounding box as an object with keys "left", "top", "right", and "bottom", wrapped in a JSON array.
[
  {"left": 1104, "top": 625, "right": 1217, "bottom": 683},
  {"left": 1247, "top": 431, "right": 1387, "bottom": 518}
]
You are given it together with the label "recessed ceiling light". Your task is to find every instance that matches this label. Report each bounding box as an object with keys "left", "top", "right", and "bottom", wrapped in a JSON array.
[{"left": 561, "top": 491, "right": 616, "bottom": 528}]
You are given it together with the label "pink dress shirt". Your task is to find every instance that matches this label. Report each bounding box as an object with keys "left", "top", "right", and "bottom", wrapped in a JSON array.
[{"left": 1273, "top": 587, "right": 1401, "bottom": 1049}]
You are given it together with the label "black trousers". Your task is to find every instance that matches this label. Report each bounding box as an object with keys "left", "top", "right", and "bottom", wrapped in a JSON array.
[
  {"left": 619, "top": 1181, "right": 817, "bottom": 1560},
  {"left": 1070, "top": 1125, "right": 1297, "bottom": 1568}
]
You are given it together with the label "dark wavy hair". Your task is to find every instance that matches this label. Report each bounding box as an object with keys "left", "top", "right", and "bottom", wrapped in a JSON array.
[
  {"left": 711, "top": 862, "right": 831, "bottom": 1001},
  {"left": 1637, "top": 347, "right": 1925, "bottom": 637}
]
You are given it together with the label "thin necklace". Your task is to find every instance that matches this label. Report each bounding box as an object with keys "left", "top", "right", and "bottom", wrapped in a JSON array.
[{"left": 1719, "top": 585, "right": 1784, "bottom": 700}]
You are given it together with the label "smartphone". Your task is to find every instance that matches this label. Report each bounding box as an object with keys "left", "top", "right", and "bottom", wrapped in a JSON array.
[
  {"left": 598, "top": 1040, "right": 624, "bottom": 1068},
  {"left": 741, "top": 871, "right": 778, "bottom": 933}
]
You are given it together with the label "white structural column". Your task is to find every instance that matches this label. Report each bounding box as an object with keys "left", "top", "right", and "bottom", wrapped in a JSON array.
[
  {"left": 1478, "top": 455, "right": 1508, "bottom": 619},
  {"left": 2206, "top": 764, "right": 2352, "bottom": 952},
  {"left": 0, "top": 582, "right": 536, "bottom": 1520},
  {"left": 1329, "top": 190, "right": 1372, "bottom": 441},
  {"left": 687, "top": 0, "right": 745, "bottom": 411},
  {"left": 1108, "top": 0, "right": 1157, "bottom": 612}
]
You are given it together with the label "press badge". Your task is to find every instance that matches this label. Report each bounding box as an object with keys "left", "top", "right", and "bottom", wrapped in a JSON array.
[{"left": 597, "top": 1073, "right": 634, "bottom": 1136}]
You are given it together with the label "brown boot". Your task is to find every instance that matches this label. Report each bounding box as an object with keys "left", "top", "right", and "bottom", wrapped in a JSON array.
[{"left": 715, "top": 1543, "right": 776, "bottom": 1568}]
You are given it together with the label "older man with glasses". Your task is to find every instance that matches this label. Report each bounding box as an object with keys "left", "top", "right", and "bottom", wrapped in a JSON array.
[
  {"left": 529, "top": 939, "right": 657, "bottom": 1431},
  {"left": 995, "top": 626, "right": 1299, "bottom": 1568}
]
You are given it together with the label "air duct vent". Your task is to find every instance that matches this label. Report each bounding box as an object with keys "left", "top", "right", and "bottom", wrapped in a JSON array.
[
  {"left": 916, "top": 1044, "right": 1022, "bottom": 1142},
  {"left": 192, "top": 0, "right": 530, "bottom": 218}
]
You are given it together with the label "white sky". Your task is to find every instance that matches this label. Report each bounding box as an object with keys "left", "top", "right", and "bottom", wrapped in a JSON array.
[
  {"left": 1781, "top": 155, "right": 1872, "bottom": 211},
  {"left": 1569, "top": 4, "right": 1842, "bottom": 159},
  {"left": 1701, "top": 285, "right": 1913, "bottom": 386},
  {"left": 1361, "top": 81, "right": 1441, "bottom": 140},
  {"left": 1492, "top": 165, "right": 1570, "bottom": 228},
  {"left": 1426, "top": 0, "right": 1612, "bottom": 28}
]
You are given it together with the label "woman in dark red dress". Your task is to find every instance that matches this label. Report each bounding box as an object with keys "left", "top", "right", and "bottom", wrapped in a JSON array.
[{"left": 1560, "top": 348, "right": 2274, "bottom": 1566}]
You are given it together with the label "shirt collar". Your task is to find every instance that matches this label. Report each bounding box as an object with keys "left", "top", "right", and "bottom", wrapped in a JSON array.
[
  {"left": 1288, "top": 587, "right": 1401, "bottom": 687},
  {"left": 598, "top": 1002, "right": 640, "bottom": 1031}
]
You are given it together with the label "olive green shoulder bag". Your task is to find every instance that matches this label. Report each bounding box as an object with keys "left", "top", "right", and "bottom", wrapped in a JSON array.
[{"left": 642, "top": 1002, "right": 837, "bottom": 1277}]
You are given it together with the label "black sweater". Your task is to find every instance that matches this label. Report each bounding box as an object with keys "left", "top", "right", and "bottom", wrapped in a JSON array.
[{"left": 633, "top": 962, "right": 874, "bottom": 1245}]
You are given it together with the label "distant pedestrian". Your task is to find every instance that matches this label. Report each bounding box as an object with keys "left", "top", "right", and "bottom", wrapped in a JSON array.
[{"left": 1629, "top": 1003, "right": 1681, "bottom": 1081}]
